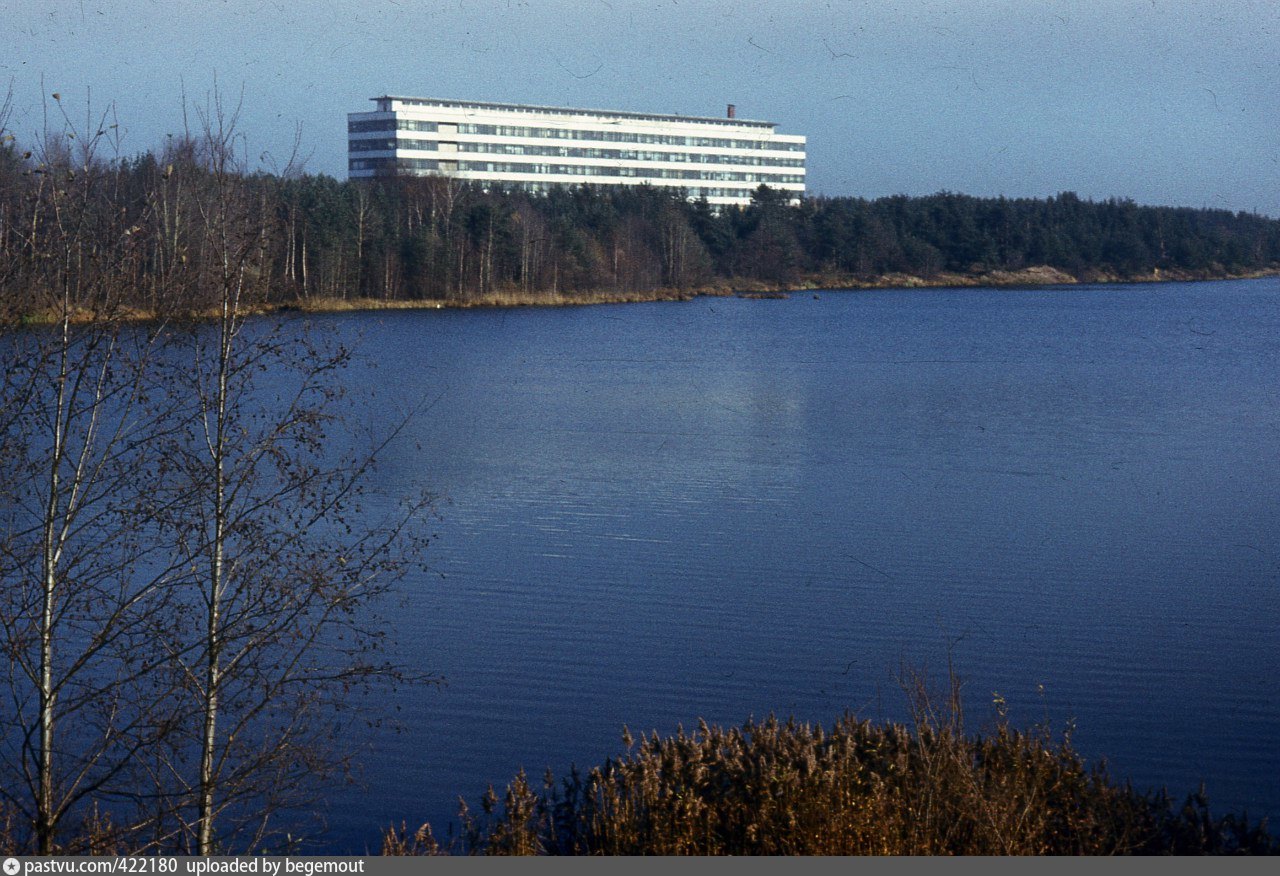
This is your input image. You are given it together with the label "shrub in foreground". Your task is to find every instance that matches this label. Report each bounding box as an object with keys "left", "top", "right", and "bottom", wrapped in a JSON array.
[{"left": 386, "top": 708, "right": 1276, "bottom": 855}]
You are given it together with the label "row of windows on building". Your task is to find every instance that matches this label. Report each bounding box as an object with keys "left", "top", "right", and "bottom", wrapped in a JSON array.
[
  {"left": 347, "top": 119, "right": 803, "bottom": 152},
  {"left": 350, "top": 138, "right": 805, "bottom": 168},
  {"left": 455, "top": 124, "right": 805, "bottom": 151},
  {"left": 349, "top": 156, "right": 802, "bottom": 184},
  {"left": 511, "top": 180, "right": 759, "bottom": 199},
  {"left": 378, "top": 98, "right": 772, "bottom": 131},
  {"left": 349, "top": 119, "right": 439, "bottom": 133}
]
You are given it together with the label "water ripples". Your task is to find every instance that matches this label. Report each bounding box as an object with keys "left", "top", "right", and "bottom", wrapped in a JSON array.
[{"left": 317, "top": 280, "right": 1280, "bottom": 848}]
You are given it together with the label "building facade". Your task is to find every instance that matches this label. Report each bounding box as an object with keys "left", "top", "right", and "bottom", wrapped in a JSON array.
[{"left": 347, "top": 96, "right": 805, "bottom": 207}]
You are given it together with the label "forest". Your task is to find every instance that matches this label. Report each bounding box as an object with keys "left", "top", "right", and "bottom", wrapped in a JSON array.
[{"left": 3, "top": 114, "right": 1279, "bottom": 317}]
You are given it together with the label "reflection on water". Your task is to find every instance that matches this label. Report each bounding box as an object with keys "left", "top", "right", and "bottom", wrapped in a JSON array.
[{"left": 316, "top": 279, "right": 1280, "bottom": 850}]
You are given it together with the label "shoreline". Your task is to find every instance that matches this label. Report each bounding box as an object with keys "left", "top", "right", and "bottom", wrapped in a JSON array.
[
  {"left": 283, "top": 263, "right": 1280, "bottom": 314},
  {"left": 12, "top": 264, "right": 1279, "bottom": 325}
]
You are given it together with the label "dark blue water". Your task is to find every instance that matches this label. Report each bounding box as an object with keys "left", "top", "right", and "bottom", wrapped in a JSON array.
[{"left": 317, "top": 279, "right": 1280, "bottom": 850}]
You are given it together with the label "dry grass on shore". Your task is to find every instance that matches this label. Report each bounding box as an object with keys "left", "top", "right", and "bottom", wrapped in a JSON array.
[
  {"left": 292, "top": 288, "right": 701, "bottom": 312},
  {"left": 9, "top": 265, "right": 1277, "bottom": 328},
  {"left": 385, "top": 673, "right": 1277, "bottom": 856},
  {"left": 259, "top": 265, "right": 1280, "bottom": 315}
]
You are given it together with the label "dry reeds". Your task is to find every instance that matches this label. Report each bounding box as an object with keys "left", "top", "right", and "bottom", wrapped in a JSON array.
[{"left": 387, "top": 673, "right": 1277, "bottom": 856}]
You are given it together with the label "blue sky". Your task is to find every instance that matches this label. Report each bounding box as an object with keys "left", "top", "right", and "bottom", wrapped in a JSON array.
[{"left": 3, "top": 0, "right": 1277, "bottom": 215}]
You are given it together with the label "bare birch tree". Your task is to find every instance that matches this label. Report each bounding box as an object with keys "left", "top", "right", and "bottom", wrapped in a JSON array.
[
  {"left": 1, "top": 88, "right": 431, "bottom": 854},
  {"left": 144, "top": 90, "right": 431, "bottom": 854},
  {"left": 0, "top": 94, "right": 187, "bottom": 854}
]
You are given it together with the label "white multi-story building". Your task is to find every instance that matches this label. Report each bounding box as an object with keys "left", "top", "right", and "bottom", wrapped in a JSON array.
[{"left": 347, "top": 96, "right": 805, "bottom": 207}]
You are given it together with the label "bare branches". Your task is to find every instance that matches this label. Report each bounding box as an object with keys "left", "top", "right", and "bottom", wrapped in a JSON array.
[
  {"left": 0, "top": 174, "right": 180, "bottom": 852},
  {"left": 0, "top": 89, "right": 433, "bottom": 854}
]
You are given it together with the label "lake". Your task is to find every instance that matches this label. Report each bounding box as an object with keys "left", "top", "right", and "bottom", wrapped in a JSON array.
[{"left": 316, "top": 278, "right": 1280, "bottom": 850}]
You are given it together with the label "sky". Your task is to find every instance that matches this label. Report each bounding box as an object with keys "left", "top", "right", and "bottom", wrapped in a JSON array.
[{"left": 3, "top": 0, "right": 1277, "bottom": 215}]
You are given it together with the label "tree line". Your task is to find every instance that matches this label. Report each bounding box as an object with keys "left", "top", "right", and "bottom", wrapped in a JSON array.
[{"left": 3, "top": 112, "right": 1279, "bottom": 314}]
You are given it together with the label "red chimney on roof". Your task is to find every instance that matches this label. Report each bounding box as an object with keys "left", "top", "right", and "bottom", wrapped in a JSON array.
[{"left": 727, "top": 103, "right": 736, "bottom": 119}]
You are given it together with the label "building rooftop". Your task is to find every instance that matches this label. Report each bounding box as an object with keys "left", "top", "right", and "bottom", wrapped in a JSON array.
[{"left": 370, "top": 96, "right": 778, "bottom": 130}]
